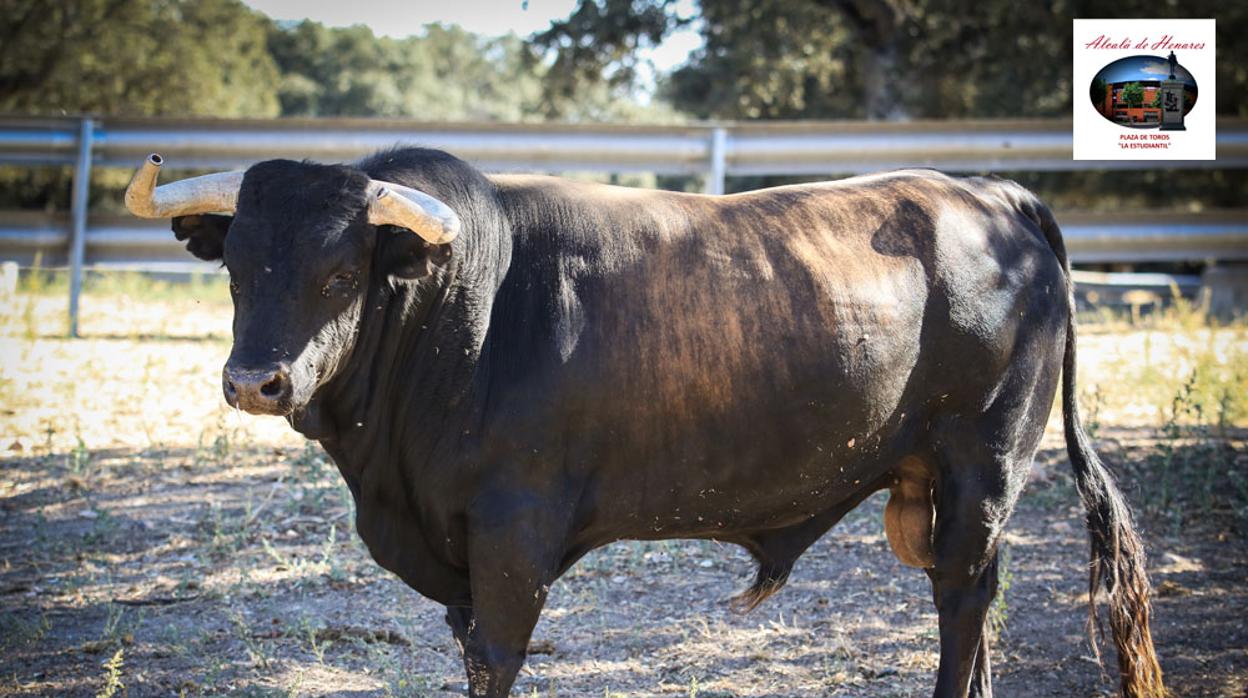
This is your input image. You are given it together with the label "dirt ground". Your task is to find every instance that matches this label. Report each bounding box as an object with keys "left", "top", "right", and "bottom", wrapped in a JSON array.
[{"left": 1, "top": 290, "right": 1246, "bottom": 697}]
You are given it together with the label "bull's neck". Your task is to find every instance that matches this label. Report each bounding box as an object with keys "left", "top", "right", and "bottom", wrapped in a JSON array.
[{"left": 294, "top": 233, "right": 509, "bottom": 486}]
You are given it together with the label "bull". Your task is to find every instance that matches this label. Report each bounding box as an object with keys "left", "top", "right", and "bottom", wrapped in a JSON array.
[{"left": 124, "top": 147, "right": 1163, "bottom": 697}]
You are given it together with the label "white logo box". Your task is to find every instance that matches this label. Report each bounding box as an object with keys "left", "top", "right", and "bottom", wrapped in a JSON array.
[{"left": 1073, "top": 19, "right": 1216, "bottom": 161}]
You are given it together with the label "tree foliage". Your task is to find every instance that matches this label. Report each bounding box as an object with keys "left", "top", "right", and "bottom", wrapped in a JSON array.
[
  {"left": 1121, "top": 81, "right": 1145, "bottom": 108},
  {"left": 6, "top": 0, "right": 1241, "bottom": 123},
  {"left": 0, "top": 0, "right": 665, "bottom": 123},
  {"left": 1090, "top": 78, "right": 1107, "bottom": 109},
  {"left": 529, "top": 0, "right": 689, "bottom": 119},
  {"left": 267, "top": 21, "right": 546, "bottom": 121},
  {"left": 0, "top": 0, "right": 280, "bottom": 117}
]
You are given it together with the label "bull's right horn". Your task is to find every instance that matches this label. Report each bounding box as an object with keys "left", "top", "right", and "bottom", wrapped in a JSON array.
[
  {"left": 124, "top": 153, "right": 244, "bottom": 219},
  {"left": 366, "top": 180, "right": 461, "bottom": 245}
]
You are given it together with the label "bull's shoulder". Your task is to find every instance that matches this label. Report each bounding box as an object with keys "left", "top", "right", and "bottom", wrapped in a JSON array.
[{"left": 488, "top": 174, "right": 710, "bottom": 250}]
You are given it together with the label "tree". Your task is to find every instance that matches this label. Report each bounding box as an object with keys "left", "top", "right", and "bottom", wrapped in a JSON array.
[
  {"left": 267, "top": 20, "right": 544, "bottom": 121},
  {"left": 663, "top": 1, "right": 860, "bottom": 119},
  {"left": 1090, "top": 78, "right": 1107, "bottom": 111},
  {"left": 0, "top": 0, "right": 280, "bottom": 117},
  {"left": 1121, "top": 81, "right": 1144, "bottom": 108},
  {"left": 265, "top": 19, "right": 670, "bottom": 123},
  {"left": 0, "top": 0, "right": 283, "bottom": 212},
  {"left": 528, "top": 0, "right": 688, "bottom": 120}
]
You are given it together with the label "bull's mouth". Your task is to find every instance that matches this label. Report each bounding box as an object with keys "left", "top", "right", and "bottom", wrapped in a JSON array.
[{"left": 225, "top": 393, "right": 297, "bottom": 417}]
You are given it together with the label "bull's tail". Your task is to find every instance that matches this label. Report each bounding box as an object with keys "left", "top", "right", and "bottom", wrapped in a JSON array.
[{"left": 1020, "top": 187, "right": 1165, "bottom": 697}]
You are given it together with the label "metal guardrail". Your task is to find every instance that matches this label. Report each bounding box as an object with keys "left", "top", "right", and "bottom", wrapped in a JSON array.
[
  {"left": 1069, "top": 269, "right": 1204, "bottom": 316},
  {"left": 6, "top": 212, "right": 1246, "bottom": 271},
  {"left": 2, "top": 115, "right": 1247, "bottom": 333},
  {"left": 6, "top": 116, "right": 1248, "bottom": 172}
]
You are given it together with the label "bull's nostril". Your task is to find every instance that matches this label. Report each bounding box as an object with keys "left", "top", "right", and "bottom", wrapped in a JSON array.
[
  {"left": 260, "top": 376, "right": 285, "bottom": 398},
  {"left": 223, "top": 380, "right": 237, "bottom": 396}
]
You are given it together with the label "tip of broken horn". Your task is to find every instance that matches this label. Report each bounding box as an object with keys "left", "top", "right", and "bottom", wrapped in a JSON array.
[{"left": 125, "top": 154, "right": 165, "bottom": 218}]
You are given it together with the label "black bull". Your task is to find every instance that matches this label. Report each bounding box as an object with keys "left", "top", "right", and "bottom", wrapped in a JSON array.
[{"left": 161, "top": 148, "right": 1163, "bottom": 697}]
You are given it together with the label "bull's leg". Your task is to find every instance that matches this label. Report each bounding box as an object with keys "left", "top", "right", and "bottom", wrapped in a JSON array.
[
  {"left": 929, "top": 548, "right": 1000, "bottom": 697},
  {"left": 445, "top": 605, "right": 473, "bottom": 656},
  {"left": 460, "top": 490, "right": 567, "bottom": 697},
  {"left": 925, "top": 326, "right": 1057, "bottom": 697},
  {"left": 969, "top": 610, "right": 994, "bottom": 698},
  {"left": 926, "top": 505, "right": 1001, "bottom": 698},
  {"left": 926, "top": 412, "right": 1035, "bottom": 698}
]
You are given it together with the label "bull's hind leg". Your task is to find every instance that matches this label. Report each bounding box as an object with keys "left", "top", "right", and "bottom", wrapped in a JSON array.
[
  {"left": 925, "top": 465, "right": 1006, "bottom": 698},
  {"left": 928, "top": 545, "right": 1000, "bottom": 698},
  {"left": 925, "top": 430, "right": 1022, "bottom": 698},
  {"left": 926, "top": 383, "right": 1056, "bottom": 696}
]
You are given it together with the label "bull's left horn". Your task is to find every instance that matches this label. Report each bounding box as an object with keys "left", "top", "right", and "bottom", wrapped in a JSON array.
[
  {"left": 366, "top": 181, "right": 460, "bottom": 245},
  {"left": 124, "top": 153, "right": 244, "bottom": 218}
]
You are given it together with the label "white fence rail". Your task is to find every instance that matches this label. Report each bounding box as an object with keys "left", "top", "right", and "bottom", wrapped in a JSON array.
[{"left": 2, "top": 116, "right": 1246, "bottom": 334}]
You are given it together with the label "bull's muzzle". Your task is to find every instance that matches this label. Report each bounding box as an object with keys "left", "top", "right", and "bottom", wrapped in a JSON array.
[{"left": 222, "top": 362, "right": 293, "bottom": 416}]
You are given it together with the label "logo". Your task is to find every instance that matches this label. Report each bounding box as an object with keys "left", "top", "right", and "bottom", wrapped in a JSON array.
[
  {"left": 1089, "top": 53, "right": 1197, "bottom": 131},
  {"left": 1073, "top": 19, "right": 1215, "bottom": 160}
]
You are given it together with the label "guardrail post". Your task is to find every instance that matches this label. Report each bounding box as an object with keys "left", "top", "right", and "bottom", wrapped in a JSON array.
[
  {"left": 706, "top": 126, "right": 727, "bottom": 195},
  {"left": 68, "top": 117, "right": 94, "bottom": 338}
]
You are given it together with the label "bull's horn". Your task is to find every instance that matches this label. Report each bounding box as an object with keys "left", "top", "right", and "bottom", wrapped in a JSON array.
[
  {"left": 124, "top": 153, "right": 243, "bottom": 218},
  {"left": 366, "top": 181, "right": 460, "bottom": 245}
]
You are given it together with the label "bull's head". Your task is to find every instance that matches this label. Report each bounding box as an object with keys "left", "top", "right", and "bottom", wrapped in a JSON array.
[{"left": 125, "top": 154, "right": 460, "bottom": 417}]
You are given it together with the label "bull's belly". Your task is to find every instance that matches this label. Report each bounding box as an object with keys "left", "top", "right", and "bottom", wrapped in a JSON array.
[
  {"left": 619, "top": 460, "right": 890, "bottom": 542},
  {"left": 575, "top": 390, "right": 919, "bottom": 543}
]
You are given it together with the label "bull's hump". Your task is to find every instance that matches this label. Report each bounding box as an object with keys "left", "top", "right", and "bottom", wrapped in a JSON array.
[{"left": 492, "top": 173, "right": 686, "bottom": 194}]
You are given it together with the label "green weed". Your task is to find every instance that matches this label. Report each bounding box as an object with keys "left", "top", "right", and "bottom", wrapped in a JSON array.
[
  {"left": 67, "top": 434, "right": 91, "bottom": 474},
  {"left": 1141, "top": 369, "right": 1246, "bottom": 532},
  {"left": 988, "top": 544, "right": 1013, "bottom": 640},
  {"left": 100, "top": 603, "right": 144, "bottom": 647},
  {"left": 376, "top": 645, "right": 435, "bottom": 697},
  {"left": 96, "top": 647, "right": 125, "bottom": 698},
  {"left": 228, "top": 609, "right": 271, "bottom": 670},
  {"left": 0, "top": 611, "right": 51, "bottom": 651}
]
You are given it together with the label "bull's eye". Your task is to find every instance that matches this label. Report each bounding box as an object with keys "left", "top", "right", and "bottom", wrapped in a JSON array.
[{"left": 322, "top": 270, "right": 359, "bottom": 297}]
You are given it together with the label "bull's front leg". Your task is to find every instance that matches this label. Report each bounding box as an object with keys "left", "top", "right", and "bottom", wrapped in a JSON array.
[{"left": 460, "top": 487, "right": 568, "bottom": 697}]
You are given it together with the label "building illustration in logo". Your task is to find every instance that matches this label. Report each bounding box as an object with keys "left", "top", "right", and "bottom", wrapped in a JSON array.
[{"left": 1090, "top": 54, "right": 1197, "bottom": 129}]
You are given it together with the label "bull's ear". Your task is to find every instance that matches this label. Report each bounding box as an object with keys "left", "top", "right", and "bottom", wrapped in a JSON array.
[
  {"left": 172, "top": 214, "right": 232, "bottom": 261},
  {"left": 382, "top": 229, "right": 452, "bottom": 280}
]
